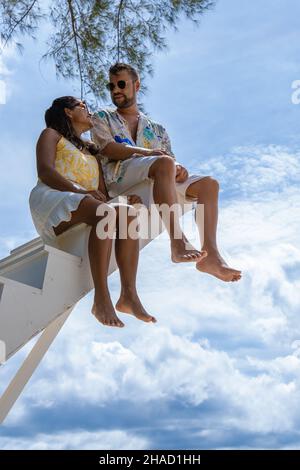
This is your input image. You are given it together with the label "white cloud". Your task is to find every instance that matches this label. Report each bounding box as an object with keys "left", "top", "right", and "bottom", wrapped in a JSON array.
[
  {"left": 0, "top": 80, "right": 6, "bottom": 105},
  {"left": 195, "top": 144, "right": 300, "bottom": 199},
  {"left": 17, "top": 326, "right": 300, "bottom": 435},
  {"left": 0, "top": 43, "right": 16, "bottom": 105},
  {"left": 0, "top": 429, "right": 149, "bottom": 450}
]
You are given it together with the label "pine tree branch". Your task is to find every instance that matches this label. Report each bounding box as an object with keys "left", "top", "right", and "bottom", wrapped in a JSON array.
[
  {"left": 1, "top": 0, "right": 216, "bottom": 100},
  {"left": 1, "top": 0, "right": 38, "bottom": 49},
  {"left": 117, "top": 0, "right": 125, "bottom": 62},
  {"left": 66, "top": 0, "right": 84, "bottom": 98},
  {"left": 42, "top": 33, "right": 75, "bottom": 59}
]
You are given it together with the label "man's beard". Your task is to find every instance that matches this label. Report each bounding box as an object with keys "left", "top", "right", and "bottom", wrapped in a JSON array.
[{"left": 112, "top": 94, "right": 135, "bottom": 109}]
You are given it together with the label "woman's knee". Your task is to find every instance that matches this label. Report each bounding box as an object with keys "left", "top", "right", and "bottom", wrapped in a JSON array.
[
  {"left": 114, "top": 203, "right": 138, "bottom": 222},
  {"left": 83, "top": 198, "right": 117, "bottom": 226},
  {"left": 95, "top": 202, "right": 117, "bottom": 223}
]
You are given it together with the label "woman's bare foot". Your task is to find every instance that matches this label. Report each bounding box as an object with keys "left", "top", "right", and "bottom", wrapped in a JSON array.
[
  {"left": 196, "top": 249, "right": 242, "bottom": 282},
  {"left": 115, "top": 292, "right": 157, "bottom": 323},
  {"left": 92, "top": 301, "right": 125, "bottom": 327},
  {"left": 171, "top": 238, "right": 207, "bottom": 263}
]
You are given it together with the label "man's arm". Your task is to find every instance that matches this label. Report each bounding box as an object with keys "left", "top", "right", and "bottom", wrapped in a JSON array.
[
  {"left": 91, "top": 113, "right": 165, "bottom": 161},
  {"left": 101, "top": 141, "right": 164, "bottom": 160}
]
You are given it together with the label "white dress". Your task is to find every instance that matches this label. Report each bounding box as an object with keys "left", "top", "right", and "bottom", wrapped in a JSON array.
[
  {"left": 29, "top": 180, "right": 87, "bottom": 244},
  {"left": 29, "top": 136, "right": 100, "bottom": 243}
]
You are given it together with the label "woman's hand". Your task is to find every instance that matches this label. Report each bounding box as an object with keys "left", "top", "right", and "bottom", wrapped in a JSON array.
[{"left": 85, "top": 190, "right": 108, "bottom": 202}]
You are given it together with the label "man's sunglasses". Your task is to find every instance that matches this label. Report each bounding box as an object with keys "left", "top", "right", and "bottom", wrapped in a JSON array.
[{"left": 106, "top": 80, "right": 133, "bottom": 92}]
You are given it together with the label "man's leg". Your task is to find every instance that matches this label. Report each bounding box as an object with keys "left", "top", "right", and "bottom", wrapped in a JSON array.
[
  {"left": 185, "top": 176, "right": 242, "bottom": 282},
  {"left": 148, "top": 156, "right": 207, "bottom": 263}
]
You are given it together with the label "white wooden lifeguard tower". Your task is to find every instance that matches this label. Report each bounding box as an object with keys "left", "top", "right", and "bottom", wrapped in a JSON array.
[{"left": 0, "top": 180, "right": 196, "bottom": 424}]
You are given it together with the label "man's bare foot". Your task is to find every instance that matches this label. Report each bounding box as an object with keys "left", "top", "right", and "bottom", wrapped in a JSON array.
[
  {"left": 115, "top": 293, "right": 157, "bottom": 323},
  {"left": 171, "top": 238, "right": 207, "bottom": 263},
  {"left": 196, "top": 250, "right": 242, "bottom": 282},
  {"left": 92, "top": 302, "right": 125, "bottom": 327}
]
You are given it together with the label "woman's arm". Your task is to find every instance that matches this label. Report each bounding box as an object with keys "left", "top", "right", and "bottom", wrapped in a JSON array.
[
  {"left": 96, "top": 158, "right": 110, "bottom": 199},
  {"left": 37, "top": 128, "right": 89, "bottom": 193}
]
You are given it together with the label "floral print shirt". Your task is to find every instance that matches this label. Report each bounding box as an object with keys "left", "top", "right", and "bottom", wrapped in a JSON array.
[{"left": 91, "top": 108, "right": 175, "bottom": 185}]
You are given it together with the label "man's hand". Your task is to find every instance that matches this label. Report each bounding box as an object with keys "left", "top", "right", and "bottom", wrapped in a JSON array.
[
  {"left": 137, "top": 148, "right": 165, "bottom": 157},
  {"left": 133, "top": 148, "right": 174, "bottom": 158},
  {"left": 133, "top": 148, "right": 165, "bottom": 157},
  {"left": 127, "top": 194, "right": 143, "bottom": 205},
  {"left": 175, "top": 164, "right": 189, "bottom": 183}
]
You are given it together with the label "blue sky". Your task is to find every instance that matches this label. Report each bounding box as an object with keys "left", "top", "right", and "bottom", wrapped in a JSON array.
[{"left": 0, "top": 0, "right": 300, "bottom": 449}]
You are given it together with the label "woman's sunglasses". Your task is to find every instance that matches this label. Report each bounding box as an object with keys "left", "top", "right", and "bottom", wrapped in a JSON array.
[
  {"left": 106, "top": 80, "right": 133, "bottom": 92},
  {"left": 72, "top": 100, "right": 90, "bottom": 113}
]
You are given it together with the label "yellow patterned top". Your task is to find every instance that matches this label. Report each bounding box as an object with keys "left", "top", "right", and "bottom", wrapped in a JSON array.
[{"left": 55, "top": 136, "right": 99, "bottom": 191}]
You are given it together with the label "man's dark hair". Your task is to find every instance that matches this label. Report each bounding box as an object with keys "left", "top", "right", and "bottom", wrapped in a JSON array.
[{"left": 109, "top": 63, "right": 139, "bottom": 81}]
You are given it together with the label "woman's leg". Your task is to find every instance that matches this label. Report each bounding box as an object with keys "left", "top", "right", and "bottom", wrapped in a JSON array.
[
  {"left": 54, "top": 196, "right": 125, "bottom": 327},
  {"left": 113, "top": 204, "right": 157, "bottom": 323}
]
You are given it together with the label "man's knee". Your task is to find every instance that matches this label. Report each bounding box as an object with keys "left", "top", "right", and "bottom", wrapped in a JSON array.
[
  {"left": 186, "top": 176, "right": 219, "bottom": 200},
  {"left": 148, "top": 155, "right": 176, "bottom": 178},
  {"left": 200, "top": 176, "right": 219, "bottom": 192}
]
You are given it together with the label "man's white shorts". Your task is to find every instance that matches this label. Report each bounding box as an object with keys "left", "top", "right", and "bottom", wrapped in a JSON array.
[{"left": 107, "top": 155, "right": 206, "bottom": 202}]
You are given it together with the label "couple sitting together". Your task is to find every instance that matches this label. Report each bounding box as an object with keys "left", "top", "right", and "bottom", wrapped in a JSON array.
[{"left": 29, "top": 62, "right": 242, "bottom": 328}]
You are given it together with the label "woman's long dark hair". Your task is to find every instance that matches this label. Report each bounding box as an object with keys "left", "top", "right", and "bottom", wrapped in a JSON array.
[{"left": 44, "top": 96, "right": 99, "bottom": 156}]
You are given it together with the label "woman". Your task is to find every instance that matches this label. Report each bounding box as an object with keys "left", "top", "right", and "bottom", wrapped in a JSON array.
[{"left": 29, "top": 96, "right": 156, "bottom": 327}]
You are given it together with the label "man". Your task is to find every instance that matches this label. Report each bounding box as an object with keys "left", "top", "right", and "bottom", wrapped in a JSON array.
[{"left": 91, "top": 63, "right": 241, "bottom": 282}]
